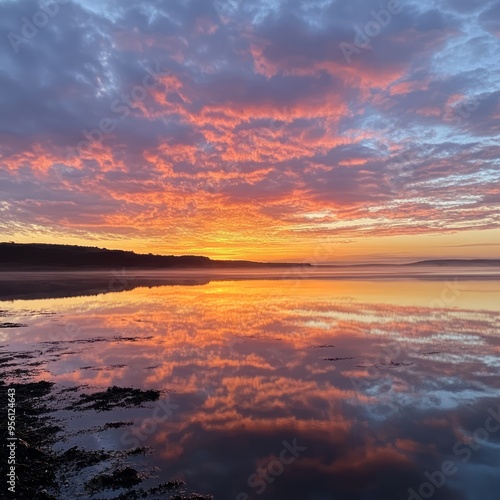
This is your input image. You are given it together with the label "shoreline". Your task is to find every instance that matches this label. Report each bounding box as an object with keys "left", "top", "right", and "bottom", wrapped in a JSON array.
[
  {"left": 1, "top": 268, "right": 500, "bottom": 301},
  {"left": 0, "top": 343, "right": 213, "bottom": 499}
]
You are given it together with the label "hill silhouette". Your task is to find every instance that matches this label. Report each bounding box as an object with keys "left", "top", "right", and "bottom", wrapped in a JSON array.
[{"left": 0, "top": 243, "right": 311, "bottom": 269}]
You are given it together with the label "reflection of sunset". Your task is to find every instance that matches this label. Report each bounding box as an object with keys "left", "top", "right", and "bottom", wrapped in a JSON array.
[
  {"left": 2, "top": 0, "right": 499, "bottom": 496},
  {"left": 3, "top": 278, "right": 500, "bottom": 497}
]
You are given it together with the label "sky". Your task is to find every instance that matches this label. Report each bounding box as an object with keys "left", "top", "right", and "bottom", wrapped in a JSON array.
[{"left": 0, "top": 0, "right": 499, "bottom": 263}]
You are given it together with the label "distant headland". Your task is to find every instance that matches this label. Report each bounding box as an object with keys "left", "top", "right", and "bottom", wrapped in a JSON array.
[{"left": 0, "top": 243, "right": 498, "bottom": 269}]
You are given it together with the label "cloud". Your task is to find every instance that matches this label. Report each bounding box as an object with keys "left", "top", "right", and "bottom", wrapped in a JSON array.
[{"left": 0, "top": 0, "right": 498, "bottom": 258}]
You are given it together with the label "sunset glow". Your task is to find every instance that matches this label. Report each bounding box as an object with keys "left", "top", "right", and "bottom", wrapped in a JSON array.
[
  {"left": 1, "top": 0, "right": 499, "bottom": 261},
  {"left": 4, "top": 278, "right": 500, "bottom": 497}
]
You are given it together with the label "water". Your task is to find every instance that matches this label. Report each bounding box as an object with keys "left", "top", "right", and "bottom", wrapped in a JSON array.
[{"left": 1, "top": 272, "right": 500, "bottom": 499}]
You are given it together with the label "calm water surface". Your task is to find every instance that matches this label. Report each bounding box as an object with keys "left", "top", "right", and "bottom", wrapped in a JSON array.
[{"left": 1, "top": 275, "right": 500, "bottom": 499}]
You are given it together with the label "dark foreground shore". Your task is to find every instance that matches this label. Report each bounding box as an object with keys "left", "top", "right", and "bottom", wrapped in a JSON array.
[{"left": 0, "top": 347, "right": 212, "bottom": 499}]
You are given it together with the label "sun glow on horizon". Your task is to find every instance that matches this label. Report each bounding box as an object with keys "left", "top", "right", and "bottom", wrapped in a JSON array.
[{"left": 0, "top": 0, "right": 498, "bottom": 261}]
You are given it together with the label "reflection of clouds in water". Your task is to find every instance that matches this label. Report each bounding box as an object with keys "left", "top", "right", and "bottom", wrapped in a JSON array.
[
  {"left": 2, "top": 279, "right": 500, "bottom": 498},
  {"left": 6, "top": 281, "right": 500, "bottom": 400}
]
